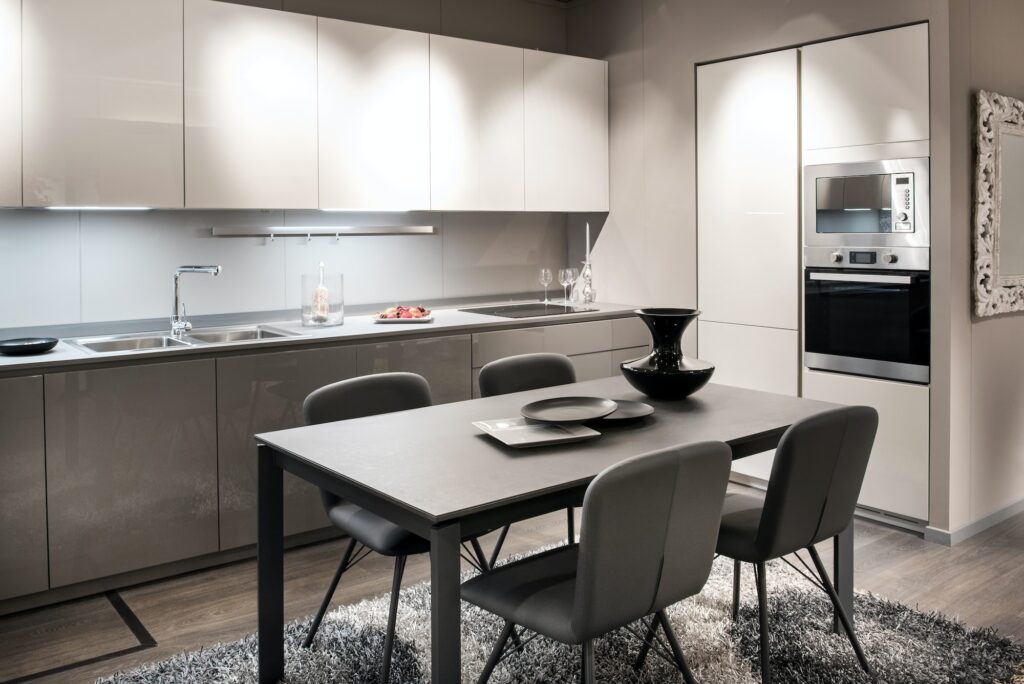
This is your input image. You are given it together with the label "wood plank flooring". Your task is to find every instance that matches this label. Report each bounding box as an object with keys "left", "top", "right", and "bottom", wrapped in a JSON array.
[{"left": 2, "top": 505, "right": 1024, "bottom": 683}]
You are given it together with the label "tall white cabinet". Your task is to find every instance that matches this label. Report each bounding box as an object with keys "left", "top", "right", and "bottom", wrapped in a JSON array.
[
  {"left": 184, "top": 0, "right": 318, "bottom": 209},
  {"left": 429, "top": 35, "right": 525, "bottom": 211},
  {"left": 802, "top": 24, "right": 929, "bottom": 152},
  {"left": 0, "top": 0, "right": 19, "bottom": 207},
  {"left": 22, "top": 0, "right": 184, "bottom": 208},
  {"left": 696, "top": 49, "right": 800, "bottom": 481},
  {"left": 524, "top": 52, "right": 609, "bottom": 212},
  {"left": 318, "top": 19, "right": 430, "bottom": 211}
]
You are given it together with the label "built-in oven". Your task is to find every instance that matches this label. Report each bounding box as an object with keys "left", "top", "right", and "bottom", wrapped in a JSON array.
[
  {"left": 804, "top": 260, "right": 930, "bottom": 384},
  {"left": 803, "top": 157, "right": 930, "bottom": 384}
]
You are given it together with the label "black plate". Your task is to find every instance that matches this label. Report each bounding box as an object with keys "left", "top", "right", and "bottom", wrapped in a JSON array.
[
  {"left": 0, "top": 337, "right": 59, "bottom": 356},
  {"left": 521, "top": 396, "right": 618, "bottom": 424},
  {"left": 598, "top": 399, "right": 654, "bottom": 422}
]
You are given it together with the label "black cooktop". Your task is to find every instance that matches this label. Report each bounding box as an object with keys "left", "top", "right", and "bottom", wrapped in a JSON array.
[{"left": 460, "top": 303, "right": 598, "bottom": 319}]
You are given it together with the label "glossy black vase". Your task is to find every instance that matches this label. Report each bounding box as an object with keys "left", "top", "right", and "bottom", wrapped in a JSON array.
[{"left": 620, "top": 308, "right": 715, "bottom": 400}]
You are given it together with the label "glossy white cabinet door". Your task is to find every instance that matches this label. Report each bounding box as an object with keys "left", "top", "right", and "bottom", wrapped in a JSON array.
[
  {"left": 802, "top": 369, "right": 929, "bottom": 521},
  {"left": 185, "top": 0, "right": 317, "bottom": 209},
  {"left": 22, "top": 0, "right": 184, "bottom": 208},
  {"left": 697, "top": 50, "right": 799, "bottom": 330},
  {"left": 698, "top": 320, "right": 799, "bottom": 481},
  {"left": 0, "top": 0, "right": 19, "bottom": 206},
  {"left": 802, "top": 24, "right": 929, "bottom": 151},
  {"left": 524, "top": 51, "right": 608, "bottom": 212},
  {"left": 430, "top": 35, "right": 524, "bottom": 211},
  {"left": 318, "top": 18, "right": 429, "bottom": 211}
]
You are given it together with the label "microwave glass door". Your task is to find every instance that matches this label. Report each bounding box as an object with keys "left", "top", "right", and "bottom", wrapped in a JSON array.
[
  {"left": 804, "top": 269, "right": 930, "bottom": 379},
  {"left": 815, "top": 174, "right": 897, "bottom": 234}
]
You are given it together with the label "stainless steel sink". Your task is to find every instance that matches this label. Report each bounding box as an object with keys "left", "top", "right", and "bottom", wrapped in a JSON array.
[
  {"left": 184, "top": 324, "right": 298, "bottom": 345},
  {"left": 70, "top": 333, "right": 192, "bottom": 354}
]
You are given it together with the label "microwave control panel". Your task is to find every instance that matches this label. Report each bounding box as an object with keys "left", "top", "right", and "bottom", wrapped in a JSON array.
[{"left": 891, "top": 173, "right": 914, "bottom": 233}]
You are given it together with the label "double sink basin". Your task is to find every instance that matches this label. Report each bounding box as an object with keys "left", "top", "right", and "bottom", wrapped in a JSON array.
[{"left": 69, "top": 324, "right": 300, "bottom": 355}]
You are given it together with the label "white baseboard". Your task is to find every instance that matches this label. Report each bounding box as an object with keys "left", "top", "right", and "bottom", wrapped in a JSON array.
[{"left": 925, "top": 495, "right": 1024, "bottom": 546}]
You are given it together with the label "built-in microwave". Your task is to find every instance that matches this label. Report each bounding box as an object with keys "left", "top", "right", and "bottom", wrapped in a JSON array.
[{"left": 804, "top": 157, "right": 930, "bottom": 256}]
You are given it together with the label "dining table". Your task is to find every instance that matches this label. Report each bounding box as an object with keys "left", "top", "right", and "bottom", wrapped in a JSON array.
[{"left": 255, "top": 376, "right": 847, "bottom": 683}]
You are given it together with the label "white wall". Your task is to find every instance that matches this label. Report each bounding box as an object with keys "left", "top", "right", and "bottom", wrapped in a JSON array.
[{"left": 0, "top": 210, "right": 566, "bottom": 330}]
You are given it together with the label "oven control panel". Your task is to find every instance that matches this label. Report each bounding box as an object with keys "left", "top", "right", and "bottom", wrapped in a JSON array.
[
  {"left": 891, "top": 173, "right": 914, "bottom": 233},
  {"left": 805, "top": 246, "right": 929, "bottom": 271}
]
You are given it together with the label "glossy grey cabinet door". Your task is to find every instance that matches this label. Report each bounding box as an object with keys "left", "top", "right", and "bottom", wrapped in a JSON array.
[
  {"left": 45, "top": 360, "right": 218, "bottom": 588},
  {"left": 0, "top": 376, "right": 48, "bottom": 600},
  {"left": 357, "top": 334, "right": 471, "bottom": 404},
  {"left": 217, "top": 345, "right": 359, "bottom": 550}
]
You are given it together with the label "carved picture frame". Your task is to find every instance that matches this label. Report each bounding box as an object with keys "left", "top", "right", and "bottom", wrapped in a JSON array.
[{"left": 975, "top": 89, "right": 1024, "bottom": 316}]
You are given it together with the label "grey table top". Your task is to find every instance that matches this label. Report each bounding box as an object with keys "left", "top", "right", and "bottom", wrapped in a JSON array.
[{"left": 257, "top": 376, "right": 841, "bottom": 525}]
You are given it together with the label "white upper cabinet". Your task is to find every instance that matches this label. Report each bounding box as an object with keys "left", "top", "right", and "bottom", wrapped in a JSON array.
[
  {"left": 525, "top": 52, "right": 608, "bottom": 212},
  {"left": 697, "top": 49, "right": 799, "bottom": 330},
  {"left": 802, "top": 24, "right": 929, "bottom": 151},
  {"left": 0, "top": 0, "right": 19, "bottom": 207},
  {"left": 318, "top": 19, "right": 429, "bottom": 211},
  {"left": 22, "top": 0, "right": 184, "bottom": 208},
  {"left": 185, "top": 0, "right": 317, "bottom": 209},
  {"left": 430, "top": 35, "right": 525, "bottom": 211}
]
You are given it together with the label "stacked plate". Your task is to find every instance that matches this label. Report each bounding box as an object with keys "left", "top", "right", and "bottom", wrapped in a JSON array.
[{"left": 474, "top": 396, "right": 654, "bottom": 449}]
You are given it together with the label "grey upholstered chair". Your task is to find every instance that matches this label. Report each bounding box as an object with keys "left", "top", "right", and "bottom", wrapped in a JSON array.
[
  {"left": 301, "top": 372, "right": 450, "bottom": 684},
  {"left": 462, "top": 441, "right": 733, "bottom": 684},
  {"left": 714, "top": 405, "right": 878, "bottom": 684},
  {"left": 478, "top": 352, "right": 579, "bottom": 564}
]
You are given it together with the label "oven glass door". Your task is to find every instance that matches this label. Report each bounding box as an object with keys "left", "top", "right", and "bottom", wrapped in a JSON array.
[{"left": 804, "top": 268, "right": 930, "bottom": 382}]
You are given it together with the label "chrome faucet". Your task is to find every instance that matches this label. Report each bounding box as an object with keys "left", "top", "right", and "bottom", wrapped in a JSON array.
[{"left": 171, "top": 265, "right": 221, "bottom": 336}]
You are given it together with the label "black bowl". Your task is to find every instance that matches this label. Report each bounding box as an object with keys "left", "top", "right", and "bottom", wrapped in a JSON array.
[
  {"left": 0, "top": 337, "right": 59, "bottom": 356},
  {"left": 620, "top": 360, "right": 714, "bottom": 400}
]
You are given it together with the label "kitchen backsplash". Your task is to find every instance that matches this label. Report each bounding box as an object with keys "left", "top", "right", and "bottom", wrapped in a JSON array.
[{"left": 0, "top": 209, "right": 567, "bottom": 330}]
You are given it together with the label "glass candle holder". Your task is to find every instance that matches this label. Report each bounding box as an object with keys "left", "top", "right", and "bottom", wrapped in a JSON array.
[{"left": 301, "top": 268, "right": 344, "bottom": 327}]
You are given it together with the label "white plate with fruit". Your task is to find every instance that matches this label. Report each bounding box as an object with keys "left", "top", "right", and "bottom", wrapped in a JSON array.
[{"left": 374, "top": 305, "right": 433, "bottom": 323}]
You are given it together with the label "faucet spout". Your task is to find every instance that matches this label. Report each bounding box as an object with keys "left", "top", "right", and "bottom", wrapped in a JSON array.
[{"left": 172, "top": 265, "right": 222, "bottom": 336}]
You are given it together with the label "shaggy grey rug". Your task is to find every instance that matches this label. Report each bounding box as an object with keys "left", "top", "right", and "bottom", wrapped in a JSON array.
[{"left": 99, "top": 551, "right": 1024, "bottom": 683}]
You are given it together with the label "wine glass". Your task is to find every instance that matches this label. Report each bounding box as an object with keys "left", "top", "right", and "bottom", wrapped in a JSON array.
[
  {"left": 539, "top": 268, "right": 554, "bottom": 303},
  {"left": 558, "top": 267, "right": 579, "bottom": 304}
]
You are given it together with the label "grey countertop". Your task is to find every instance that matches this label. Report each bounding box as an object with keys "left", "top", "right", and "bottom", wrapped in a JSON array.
[{"left": 0, "top": 301, "right": 641, "bottom": 375}]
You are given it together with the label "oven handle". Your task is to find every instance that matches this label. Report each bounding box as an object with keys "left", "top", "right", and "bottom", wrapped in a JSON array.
[{"left": 808, "top": 272, "right": 913, "bottom": 285}]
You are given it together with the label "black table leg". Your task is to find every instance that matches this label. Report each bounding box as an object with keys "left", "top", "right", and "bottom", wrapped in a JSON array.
[
  {"left": 430, "top": 522, "right": 462, "bottom": 684},
  {"left": 258, "top": 445, "right": 284, "bottom": 683},
  {"left": 833, "top": 524, "right": 854, "bottom": 634}
]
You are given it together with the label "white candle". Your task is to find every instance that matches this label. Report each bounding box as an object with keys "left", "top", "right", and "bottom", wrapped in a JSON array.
[{"left": 585, "top": 222, "right": 591, "bottom": 263}]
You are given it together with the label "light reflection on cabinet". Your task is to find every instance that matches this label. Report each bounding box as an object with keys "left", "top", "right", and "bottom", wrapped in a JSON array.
[{"left": 357, "top": 335, "right": 472, "bottom": 405}]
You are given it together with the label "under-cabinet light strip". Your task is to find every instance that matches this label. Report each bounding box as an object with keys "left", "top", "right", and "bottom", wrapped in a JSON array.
[{"left": 210, "top": 225, "right": 435, "bottom": 238}]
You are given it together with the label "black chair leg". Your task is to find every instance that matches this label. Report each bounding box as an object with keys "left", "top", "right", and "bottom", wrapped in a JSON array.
[
  {"left": 657, "top": 610, "right": 697, "bottom": 684},
  {"left": 302, "top": 537, "right": 358, "bottom": 648},
  {"left": 478, "top": 620, "right": 515, "bottom": 684},
  {"left": 632, "top": 615, "right": 658, "bottom": 671},
  {"left": 488, "top": 525, "right": 511, "bottom": 568},
  {"left": 470, "top": 537, "right": 490, "bottom": 571},
  {"left": 567, "top": 507, "right": 576, "bottom": 544},
  {"left": 807, "top": 546, "right": 872, "bottom": 676},
  {"left": 582, "top": 639, "right": 595, "bottom": 684},
  {"left": 755, "top": 561, "right": 771, "bottom": 684},
  {"left": 732, "top": 560, "right": 741, "bottom": 621},
  {"left": 379, "top": 555, "right": 407, "bottom": 684}
]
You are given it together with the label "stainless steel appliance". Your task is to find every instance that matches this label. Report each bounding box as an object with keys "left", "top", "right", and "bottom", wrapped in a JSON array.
[{"left": 803, "top": 158, "right": 930, "bottom": 384}]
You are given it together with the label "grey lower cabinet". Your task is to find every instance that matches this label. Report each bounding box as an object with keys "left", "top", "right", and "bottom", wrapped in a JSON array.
[
  {"left": 217, "top": 345, "right": 359, "bottom": 550},
  {"left": 356, "top": 334, "right": 472, "bottom": 404},
  {"left": 44, "top": 360, "right": 218, "bottom": 588},
  {"left": 0, "top": 376, "right": 48, "bottom": 601}
]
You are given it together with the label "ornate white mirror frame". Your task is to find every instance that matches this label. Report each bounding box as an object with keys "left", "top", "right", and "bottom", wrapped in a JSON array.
[{"left": 975, "top": 89, "right": 1024, "bottom": 316}]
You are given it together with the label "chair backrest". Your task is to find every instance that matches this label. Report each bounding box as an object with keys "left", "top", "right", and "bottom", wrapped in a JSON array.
[
  {"left": 303, "top": 372, "right": 433, "bottom": 511},
  {"left": 755, "top": 405, "right": 878, "bottom": 560},
  {"left": 478, "top": 352, "right": 576, "bottom": 398},
  {"left": 571, "top": 442, "right": 732, "bottom": 641}
]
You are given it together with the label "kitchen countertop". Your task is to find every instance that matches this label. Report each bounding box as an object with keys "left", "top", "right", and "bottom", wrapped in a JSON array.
[{"left": 0, "top": 301, "right": 642, "bottom": 375}]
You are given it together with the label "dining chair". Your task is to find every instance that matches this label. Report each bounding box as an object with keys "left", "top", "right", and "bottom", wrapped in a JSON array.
[
  {"left": 301, "top": 372, "right": 494, "bottom": 683},
  {"left": 462, "top": 441, "right": 733, "bottom": 684},
  {"left": 711, "top": 405, "right": 878, "bottom": 684},
  {"left": 478, "top": 352, "right": 579, "bottom": 564}
]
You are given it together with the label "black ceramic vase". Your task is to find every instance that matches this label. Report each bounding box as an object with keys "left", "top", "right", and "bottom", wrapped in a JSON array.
[{"left": 620, "top": 308, "right": 715, "bottom": 400}]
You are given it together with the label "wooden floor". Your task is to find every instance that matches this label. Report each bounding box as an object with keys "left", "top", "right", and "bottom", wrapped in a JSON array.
[{"left": 3, "top": 505, "right": 1024, "bottom": 683}]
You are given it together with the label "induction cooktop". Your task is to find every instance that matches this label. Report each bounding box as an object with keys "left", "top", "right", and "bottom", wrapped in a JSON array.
[{"left": 459, "top": 303, "right": 598, "bottom": 319}]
